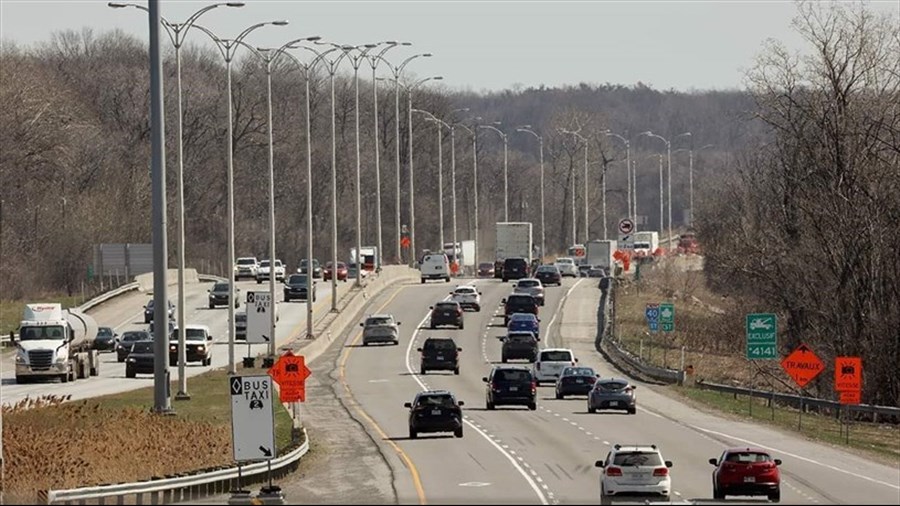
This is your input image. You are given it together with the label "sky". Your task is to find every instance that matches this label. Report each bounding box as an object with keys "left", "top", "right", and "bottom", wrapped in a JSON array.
[{"left": 1, "top": 0, "right": 897, "bottom": 93}]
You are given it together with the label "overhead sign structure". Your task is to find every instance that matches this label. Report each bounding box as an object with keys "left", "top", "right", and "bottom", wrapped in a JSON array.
[
  {"left": 618, "top": 218, "right": 635, "bottom": 235},
  {"left": 746, "top": 313, "right": 778, "bottom": 360},
  {"left": 781, "top": 343, "right": 824, "bottom": 388},
  {"left": 659, "top": 303, "right": 675, "bottom": 333},
  {"left": 245, "top": 291, "right": 272, "bottom": 344},
  {"left": 230, "top": 375, "right": 276, "bottom": 462},
  {"left": 839, "top": 389, "right": 861, "bottom": 405},
  {"left": 645, "top": 304, "right": 660, "bottom": 332},
  {"left": 269, "top": 350, "right": 312, "bottom": 403},
  {"left": 834, "top": 356, "right": 862, "bottom": 392}
]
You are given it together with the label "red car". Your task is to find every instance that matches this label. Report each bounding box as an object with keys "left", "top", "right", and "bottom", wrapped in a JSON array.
[
  {"left": 710, "top": 447, "right": 782, "bottom": 502},
  {"left": 478, "top": 262, "right": 495, "bottom": 277},
  {"left": 323, "top": 261, "right": 348, "bottom": 282}
]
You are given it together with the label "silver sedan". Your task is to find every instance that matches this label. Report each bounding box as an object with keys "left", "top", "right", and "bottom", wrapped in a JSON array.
[{"left": 588, "top": 378, "right": 637, "bottom": 414}]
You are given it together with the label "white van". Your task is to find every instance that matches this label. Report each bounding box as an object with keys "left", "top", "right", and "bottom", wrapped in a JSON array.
[
  {"left": 420, "top": 253, "right": 451, "bottom": 283},
  {"left": 533, "top": 348, "right": 577, "bottom": 384}
]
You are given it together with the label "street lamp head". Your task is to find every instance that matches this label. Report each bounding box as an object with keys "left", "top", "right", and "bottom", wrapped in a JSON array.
[
  {"left": 341, "top": 45, "right": 355, "bottom": 50},
  {"left": 423, "top": 53, "right": 433, "bottom": 57},
  {"left": 401, "top": 42, "right": 413, "bottom": 46},
  {"left": 108, "top": 2, "right": 127, "bottom": 8},
  {"left": 639, "top": 131, "right": 653, "bottom": 136},
  {"left": 225, "top": 2, "right": 246, "bottom": 7},
  {"left": 272, "top": 20, "right": 289, "bottom": 26},
  {"left": 517, "top": 124, "right": 532, "bottom": 129},
  {"left": 364, "top": 43, "right": 378, "bottom": 49},
  {"left": 305, "top": 36, "right": 323, "bottom": 42}
]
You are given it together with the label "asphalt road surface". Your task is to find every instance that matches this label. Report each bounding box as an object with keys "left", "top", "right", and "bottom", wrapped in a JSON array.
[{"left": 0, "top": 276, "right": 343, "bottom": 405}]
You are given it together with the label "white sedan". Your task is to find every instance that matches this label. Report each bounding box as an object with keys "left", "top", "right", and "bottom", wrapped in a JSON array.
[{"left": 554, "top": 257, "right": 579, "bottom": 277}]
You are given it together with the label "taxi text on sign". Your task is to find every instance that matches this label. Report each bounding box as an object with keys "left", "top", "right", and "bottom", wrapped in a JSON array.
[
  {"left": 269, "top": 350, "right": 312, "bottom": 403},
  {"left": 839, "top": 390, "right": 861, "bottom": 405},
  {"left": 230, "top": 375, "right": 276, "bottom": 462},
  {"left": 834, "top": 356, "right": 862, "bottom": 392},
  {"left": 780, "top": 343, "right": 824, "bottom": 388}
]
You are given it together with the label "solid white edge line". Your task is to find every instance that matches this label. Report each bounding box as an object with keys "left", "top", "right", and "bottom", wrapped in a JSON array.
[
  {"left": 403, "top": 280, "right": 550, "bottom": 505},
  {"left": 691, "top": 426, "right": 900, "bottom": 490},
  {"left": 543, "top": 277, "right": 584, "bottom": 346}
]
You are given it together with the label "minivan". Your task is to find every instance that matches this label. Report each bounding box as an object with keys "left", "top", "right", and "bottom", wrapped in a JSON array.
[
  {"left": 533, "top": 348, "right": 577, "bottom": 384},
  {"left": 484, "top": 366, "right": 537, "bottom": 410},
  {"left": 420, "top": 253, "right": 451, "bottom": 283}
]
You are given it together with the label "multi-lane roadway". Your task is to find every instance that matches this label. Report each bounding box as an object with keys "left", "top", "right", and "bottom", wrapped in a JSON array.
[
  {"left": 334, "top": 277, "right": 900, "bottom": 504},
  {"left": 0, "top": 277, "right": 342, "bottom": 405}
]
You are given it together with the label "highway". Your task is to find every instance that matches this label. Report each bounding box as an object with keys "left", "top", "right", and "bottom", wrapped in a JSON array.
[
  {"left": 0, "top": 276, "right": 345, "bottom": 405},
  {"left": 334, "top": 277, "right": 900, "bottom": 505}
]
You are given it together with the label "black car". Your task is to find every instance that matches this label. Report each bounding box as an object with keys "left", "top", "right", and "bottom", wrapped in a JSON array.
[
  {"left": 208, "top": 281, "right": 240, "bottom": 309},
  {"left": 429, "top": 301, "right": 464, "bottom": 329},
  {"left": 418, "top": 337, "right": 461, "bottom": 375},
  {"left": 555, "top": 366, "right": 598, "bottom": 399},
  {"left": 299, "top": 259, "right": 323, "bottom": 279},
  {"left": 534, "top": 265, "right": 562, "bottom": 286},
  {"left": 284, "top": 273, "right": 316, "bottom": 302},
  {"left": 484, "top": 365, "right": 537, "bottom": 410},
  {"left": 144, "top": 299, "right": 175, "bottom": 324},
  {"left": 502, "top": 257, "right": 529, "bottom": 282},
  {"left": 502, "top": 294, "right": 539, "bottom": 326},
  {"left": 404, "top": 390, "right": 465, "bottom": 439},
  {"left": 94, "top": 326, "right": 118, "bottom": 352},
  {"left": 125, "top": 340, "right": 156, "bottom": 378},
  {"left": 500, "top": 331, "right": 539, "bottom": 363},
  {"left": 116, "top": 330, "right": 151, "bottom": 362}
]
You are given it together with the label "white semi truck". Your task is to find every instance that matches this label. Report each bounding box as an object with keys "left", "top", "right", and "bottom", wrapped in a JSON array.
[
  {"left": 633, "top": 231, "right": 660, "bottom": 258},
  {"left": 14, "top": 303, "right": 101, "bottom": 383}
]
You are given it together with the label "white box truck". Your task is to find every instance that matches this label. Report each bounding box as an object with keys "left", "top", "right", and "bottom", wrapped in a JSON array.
[
  {"left": 351, "top": 246, "right": 379, "bottom": 271},
  {"left": 586, "top": 240, "right": 617, "bottom": 271},
  {"left": 633, "top": 231, "right": 660, "bottom": 258},
  {"left": 495, "top": 222, "right": 533, "bottom": 264},
  {"left": 14, "top": 303, "right": 101, "bottom": 383}
]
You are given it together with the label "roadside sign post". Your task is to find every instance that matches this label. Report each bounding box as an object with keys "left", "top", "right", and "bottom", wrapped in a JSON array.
[
  {"left": 781, "top": 343, "right": 824, "bottom": 431},
  {"left": 230, "top": 374, "right": 276, "bottom": 495},
  {"left": 658, "top": 303, "right": 674, "bottom": 368},
  {"left": 835, "top": 356, "right": 862, "bottom": 445},
  {"left": 618, "top": 218, "right": 635, "bottom": 253},
  {"left": 246, "top": 291, "right": 272, "bottom": 348},
  {"left": 746, "top": 313, "right": 778, "bottom": 416}
]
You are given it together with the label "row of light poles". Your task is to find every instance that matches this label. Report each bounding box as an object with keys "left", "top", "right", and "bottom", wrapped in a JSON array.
[{"left": 110, "top": 3, "right": 445, "bottom": 400}]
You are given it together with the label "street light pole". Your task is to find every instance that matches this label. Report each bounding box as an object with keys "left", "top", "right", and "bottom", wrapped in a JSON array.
[
  {"left": 605, "top": 131, "right": 632, "bottom": 232},
  {"left": 109, "top": 0, "right": 245, "bottom": 399},
  {"left": 477, "top": 124, "right": 509, "bottom": 221},
  {"left": 560, "top": 129, "right": 591, "bottom": 242},
  {"left": 193, "top": 20, "right": 288, "bottom": 374},
  {"left": 457, "top": 121, "right": 479, "bottom": 271},
  {"left": 414, "top": 110, "right": 446, "bottom": 250},
  {"left": 640, "top": 131, "right": 674, "bottom": 241},
  {"left": 515, "top": 126, "right": 544, "bottom": 261}
]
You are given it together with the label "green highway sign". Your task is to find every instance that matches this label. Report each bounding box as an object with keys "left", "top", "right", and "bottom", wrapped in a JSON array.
[
  {"left": 746, "top": 313, "right": 777, "bottom": 359},
  {"left": 659, "top": 303, "right": 675, "bottom": 333}
]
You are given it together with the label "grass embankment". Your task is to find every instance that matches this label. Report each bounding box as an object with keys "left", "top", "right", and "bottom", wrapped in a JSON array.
[
  {"left": 1, "top": 366, "right": 296, "bottom": 502},
  {"left": 614, "top": 257, "right": 899, "bottom": 463}
]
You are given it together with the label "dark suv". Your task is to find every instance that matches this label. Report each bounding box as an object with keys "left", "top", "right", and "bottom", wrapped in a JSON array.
[
  {"left": 284, "top": 273, "right": 316, "bottom": 302},
  {"left": 429, "top": 301, "right": 464, "bottom": 329},
  {"left": 502, "top": 257, "right": 529, "bottom": 282},
  {"left": 404, "top": 390, "right": 465, "bottom": 439},
  {"left": 500, "top": 331, "right": 539, "bottom": 363},
  {"left": 502, "top": 294, "right": 539, "bottom": 326},
  {"left": 484, "top": 365, "right": 537, "bottom": 410},
  {"left": 418, "top": 337, "right": 461, "bottom": 375},
  {"left": 534, "top": 265, "right": 562, "bottom": 286}
]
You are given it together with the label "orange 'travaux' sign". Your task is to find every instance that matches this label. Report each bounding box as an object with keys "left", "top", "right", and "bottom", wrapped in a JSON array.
[
  {"left": 780, "top": 343, "right": 824, "bottom": 389},
  {"left": 834, "top": 356, "right": 862, "bottom": 392}
]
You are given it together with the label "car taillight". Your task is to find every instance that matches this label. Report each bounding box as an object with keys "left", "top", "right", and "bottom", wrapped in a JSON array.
[
  {"left": 588, "top": 377, "right": 596, "bottom": 383},
  {"left": 653, "top": 467, "right": 668, "bottom": 477},
  {"left": 606, "top": 467, "right": 622, "bottom": 477},
  {"left": 457, "top": 309, "right": 463, "bottom": 316},
  {"left": 531, "top": 381, "right": 537, "bottom": 392},
  {"left": 169, "top": 345, "right": 176, "bottom": 351},
  {"left": 491, "top": 383, "right": 502, "bottom": 392}
]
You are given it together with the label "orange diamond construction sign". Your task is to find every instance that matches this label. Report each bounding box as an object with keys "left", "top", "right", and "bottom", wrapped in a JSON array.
[
  {"left": 780, "top": 343, "right": 824, "bottom": 389},
  {"left": 268, "top": 350, "right": 312, "bottom": 403}
]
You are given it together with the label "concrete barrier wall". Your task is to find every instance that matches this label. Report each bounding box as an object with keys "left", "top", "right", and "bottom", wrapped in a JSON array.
[{"left": 135, "top": 268, "right": 200, "bottom": 292}]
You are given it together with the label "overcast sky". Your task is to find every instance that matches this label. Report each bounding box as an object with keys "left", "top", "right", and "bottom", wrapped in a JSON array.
[{"left": 1, "top": 1, "right": 897, "bottom": 92}]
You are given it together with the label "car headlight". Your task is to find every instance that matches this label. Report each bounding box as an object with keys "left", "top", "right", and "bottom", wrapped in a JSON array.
[
  {"left": 55, "top": 355, "right": 67, "bottom": 364},
  {"left": 15, "top": 352, "right": 26, "bottom": 364},
  {"left": 126, "top": 357, "right": 136, "bottom": 363},
  {"left": 197, "top": 345, "right": 205, "bottom": 351}
]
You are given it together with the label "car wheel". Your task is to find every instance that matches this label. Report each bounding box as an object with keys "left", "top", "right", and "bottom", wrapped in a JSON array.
[
  {"left": 235, "top": 301, "right": 240, "bottom": 308},
  {"left": 118, "top": 356, "right": 125, "bottom": 363},
  {"left": 556, "top": 391, "right": 563, "bottom": 400},
  {"left": 421, "top": 278, "right": 425, "bottom": 284},
  {"left": 362, "top": 341, "right": 369, "bottom": 346},
  {"left": 393, "top": 340, "right": 399, "bottom": 346},
  {"left": 209, "top": 303, "right": 215, "bottom": 309},
  {"left": 528, "top": 402, "right": 537, "bottom": 411},
  {"left": 420, "top": 366, "right": 426, "bottom": 375},
  {"left": 454, "top": 427, "right": 463, "bottom": 438},
  {"left": 502, "top": 277, "right": 508, "bottom": 282},
  {"left": 430, "top": 322, "right": 436, "bottom": 330},
  {"left": 768, "top": 490, "right": 780, "bottom": 503},
  {"left": 454, "top": 367, "right": 460, "bottom": 375},
  {"left": 588, "top": 406, "right": 596, "bottom": 414},
  {"left": 501, "top": 356, "right": 507, "bottom": 363},
  {"left": 486, "top": 401, "right": 495, "bottom": 410},
  {"left": 459, "top": 322, "right": 464, "bottom": 330},
  {"left": 600, "top": 487, "right": 611, "bottom": 505},
  {"left": 628, "top": 407, "right": 637, "bottom": 415},
  {"left": 445, "top": 277, "right": 450, "bottom": 282},
  {"left": 712, "top": 482, "right": 725, "bottom": 500},
  {"left": 126, "top": 368, "right": 136, "bottom": 379},
  {"left": 409, "top": 427, "right": 417, "bottom": 439}
]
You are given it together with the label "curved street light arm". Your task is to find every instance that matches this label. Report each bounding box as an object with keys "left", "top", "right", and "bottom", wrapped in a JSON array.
[
  {"left": 478, "top": 123, "right": 507, "bottom": 141},
  {"left": 396, "top": 52, "right": 432, "bottom": 77},
  {"left": 291, "top": 44, "right": 345, "bottom": 73}
]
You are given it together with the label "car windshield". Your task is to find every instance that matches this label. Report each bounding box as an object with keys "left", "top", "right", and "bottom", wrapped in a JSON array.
[
  {"left": 634, "top": 242, "right": 651, "bottom": 249},
  {"left": 435, "top": 302, "right": 458, "bottom": 310},
  {"left": 97, "top": 327, "right": 114, "bottom": 338},
  {"left": 175, "top": 328, "right": 207, "bottom": 341},
  {"left": 613, "top": 451, "right": 664, "bottom": 467},
  {"left": 237, "top": 258, "right": 255, "bottom": 265},
  {"left": 424, "top": 339, "right": 456, "bottom": 350},
  {"left": 507, "top": 296, "right": 534, "bottom": 306},
  {"left": 259, "top": 260, "right": 270, "bottom": 268},
  {"left": 507, "top": 333, "right": 536, "bottom": 343},
  {"left": 510, "top": 314, "right": 537, "bottom": 322},
  {"left": 455, "top": 287, "right": 475, "bottom": 294},
  {"left": 726, "top": 452, "right": 771, "bottom": 463},
  {"left": 213, "top": 282, "right": 229, "bottom": 291},
  {"left": 19, "top": 325, "right": 66, "bottom": 341},
  {"left": 556, "top": 258, "right": 574, "bottom": 265},
  {"left": 122, "top": 331, "right": 149, "bottom": 342},
  {"left": 289, "top": 275, "right": 309, "bottom": 284},
  {"left": 416, "top": 395, "right": 456, "bottom": 408},
  {"left": 563, "top": 367, "right": 595, "bottom": 377},
  {"left": 479, "top": 263, "right": 493, "bottom": 269},
  {"left": 517, "top": 280, "right": 539, "bottom": 288},
  {"left": 596, "top": 381, "right": 629, "bottom": 391},
  {"left": 130, "top": 342, "right": 154, "bottom": 354},
  {"left": 537, "top": 266, "right": 558, "bottom": 273},
  {"left": 540, "top": 350, "right": 572, "bottom": 361},
  {"left": 494, "top": 369, "right": 531, "bottom": 382},
  {"left": 366, "top": 317, "right": 393, "bottom": 326}
]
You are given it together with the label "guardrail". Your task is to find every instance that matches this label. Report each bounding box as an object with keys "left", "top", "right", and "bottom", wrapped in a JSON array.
[
  {"left": 44, "top": 429, "right": 308, "bottom": 504},
  {"left": 694, "top": 380, "right": 900, "bottom": 423}
]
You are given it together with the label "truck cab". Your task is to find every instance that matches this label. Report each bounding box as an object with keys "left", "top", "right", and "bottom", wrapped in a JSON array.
[{"left": 14, "top": 304, "right": 100, "bottom": 384}]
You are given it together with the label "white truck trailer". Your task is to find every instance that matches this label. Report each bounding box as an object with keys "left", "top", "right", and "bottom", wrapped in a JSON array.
[
  {"left": 586, "top": 240, "right": 617, "bottom": 271},
  {"left": 633, "top": 231, "right": 660, "bottom": 258},
  {"left": 14, "top": 303, "right": 101, "bottom": 383}
]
